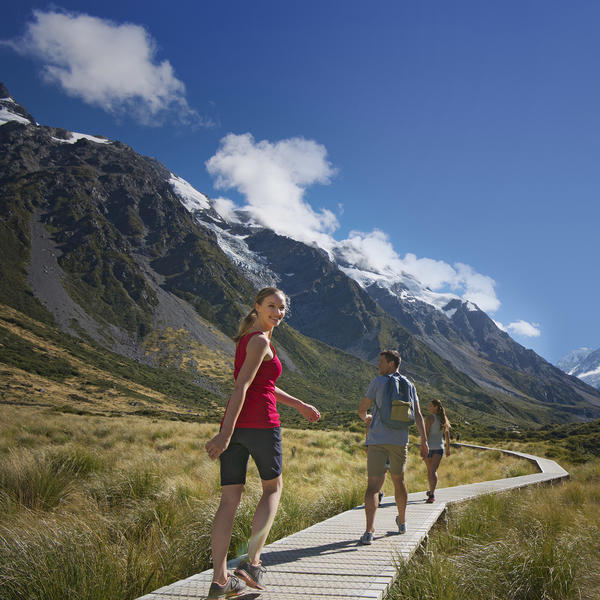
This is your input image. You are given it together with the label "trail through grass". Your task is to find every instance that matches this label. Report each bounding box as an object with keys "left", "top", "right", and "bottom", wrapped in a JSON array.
[{"left": 0, "top": 405, "right": 538, "bottom": 600}]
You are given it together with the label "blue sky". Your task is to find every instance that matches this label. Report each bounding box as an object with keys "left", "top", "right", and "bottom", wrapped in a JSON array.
[{"left": 1, "top": 1, "right": 599, "bottom": 363}]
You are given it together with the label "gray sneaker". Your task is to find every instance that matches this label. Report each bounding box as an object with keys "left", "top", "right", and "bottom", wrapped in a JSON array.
[
  {"left": 359, "top": 531, "right": 374, "bottom": 545},
  {"left": 207, "top": 573, "right": 246, "bottom": 599},
  {"left": 234, "top": 560, "right": 267, "bottom": 590},
  {"left": 395, "top": 516, "right": 406, "bottom": 534}
]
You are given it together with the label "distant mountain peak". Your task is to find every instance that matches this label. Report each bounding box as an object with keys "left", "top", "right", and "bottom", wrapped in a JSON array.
[
  {"left": 557, "top": 347, "right": 600, "bottom": 390},
  {"left": 0, "top": 81, "right": 37, "bottom": 127}
]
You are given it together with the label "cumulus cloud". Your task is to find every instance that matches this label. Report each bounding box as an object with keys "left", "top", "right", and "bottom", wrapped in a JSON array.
[
  {"left": 206, "top": 133, "right": 338, "bottom": 248},
  {"left": 494, "top": 319, "right": 541, "bottom": 337},
  {"left": 2, "top": 9, "right": 204, "bottom": 126},
  {"left": 506, "top": 320, "right": 541, "bottom": 337},
  {"left": 205, "top": 132, "right": 507, "bottom": 314}
]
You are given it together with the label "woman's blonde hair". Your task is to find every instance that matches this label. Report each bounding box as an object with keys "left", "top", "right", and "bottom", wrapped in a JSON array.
[
  {"left": 233, "top": 287, "right": 287, "bottom": 343},
  {"left": 431, "top": 399, "right": 451, "bottom": 433}
]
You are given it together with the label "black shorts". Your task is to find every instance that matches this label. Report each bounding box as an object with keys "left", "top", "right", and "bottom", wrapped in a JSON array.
[{"left": 219, "top": 427, "right": 282, "bottom": 486}]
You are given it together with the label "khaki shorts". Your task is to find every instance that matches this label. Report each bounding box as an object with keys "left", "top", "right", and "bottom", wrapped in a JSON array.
[{"left": 367, "top": 444, "right": 408, "bottom": 477}]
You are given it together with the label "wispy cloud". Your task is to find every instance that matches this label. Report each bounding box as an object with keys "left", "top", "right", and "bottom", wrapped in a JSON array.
[{"left": 2, "top": 9, "right": 206, "bottom": 126}]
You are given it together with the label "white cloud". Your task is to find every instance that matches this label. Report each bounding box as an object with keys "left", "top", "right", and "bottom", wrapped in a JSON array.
[
  {"left": 505, "top": 320, "right": 541, "bottom": 337},
  {"left": 206, "top": 133, "right": 338, "bottom": 248},
  {"left": 213, "top": 197, "right": 240, "bottom": 222},
  {"left": 3, "top": 9, "right": 203, "bottom": 126},
  {"left": 336, "top": 231, "right": 500, "bottom": 312},
  {"left": 205, "top": 132, "right": 506, "bottom": 313}
]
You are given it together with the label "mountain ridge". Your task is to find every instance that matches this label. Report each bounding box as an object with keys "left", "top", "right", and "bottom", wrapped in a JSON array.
[{"left": 2, "top": 81, "right": 600, "bottom": 427}]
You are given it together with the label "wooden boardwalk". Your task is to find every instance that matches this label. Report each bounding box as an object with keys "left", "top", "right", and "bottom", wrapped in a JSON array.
[{"left": 136, "top": 444, "right": 568, "bottom": 600}]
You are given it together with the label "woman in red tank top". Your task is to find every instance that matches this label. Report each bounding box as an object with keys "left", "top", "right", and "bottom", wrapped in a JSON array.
[{"left": 205, "top": 287, "right": 321, "bottom": 597}]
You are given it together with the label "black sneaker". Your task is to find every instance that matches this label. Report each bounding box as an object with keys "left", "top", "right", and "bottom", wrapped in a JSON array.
[
  {"left": 234, "top": 560, "right": 267, "bottom": 590},
  {"left": 378, "top": 490, "right": 384, "bottom": 504},
  {"left": 207, "top": 573, "right": 246, "bottom": 599}
]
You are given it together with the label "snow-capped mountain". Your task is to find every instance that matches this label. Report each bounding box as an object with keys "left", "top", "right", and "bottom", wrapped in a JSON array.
[
  {"left": 557, "top": 348, "right": 594, "bottom": 373},
  {"left": 0, "top": 82, "right": 36, "bottom": 126},
  {"left": 164, "top": 172, "right": 600, "bottom": 413},
  {"left": 557, "top": 347, "right": 600, "bottom": 390},
  {"left": 3, "top": 80, "right": 600, "bottom": 425}
]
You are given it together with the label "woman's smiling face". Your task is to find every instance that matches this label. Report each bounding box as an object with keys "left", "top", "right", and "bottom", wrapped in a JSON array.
[{"left": 255, "top": 292, "right": 287, "bottom": 329}]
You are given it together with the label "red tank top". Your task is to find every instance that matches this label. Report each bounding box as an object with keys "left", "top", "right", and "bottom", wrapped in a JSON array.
[{"left": 230, "top": 331, "right": 282, "bottom": 428}]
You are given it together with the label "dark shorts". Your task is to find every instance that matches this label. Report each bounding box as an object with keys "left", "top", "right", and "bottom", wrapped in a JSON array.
[
  {"left": 219, "top": 427, "right": 282, "bottom": 486},
  {"left": 427, "top": 448, "right": 444, "bottom": 458}
]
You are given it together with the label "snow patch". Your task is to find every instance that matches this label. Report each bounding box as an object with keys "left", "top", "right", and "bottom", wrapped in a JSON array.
[
  {"left": 199, "top": 220, "right": 278, "bottom": 289},
  {"left": 52, "top": 131, "right": 110, "bottom": 144},
  {"left": 169, "top": 174, "right": 210, "bottom": 212},
  {"left": 0, "top": 107, "right": 32, "bottom": 126},
  {"left": 444, "top": 308, "right": 457, "bottom": 318},
  {"left": 339, "top": 265, "right": 460, "bottom": 312}
]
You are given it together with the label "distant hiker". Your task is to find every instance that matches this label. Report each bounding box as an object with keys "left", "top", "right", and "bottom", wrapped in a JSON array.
[
  {"left": 205, "top": 287, "right": 321, "bottom": 598},
  {"left": 423, "top": 399, "right": 451, "bottom": 503},
  {"left": 357, "top": 350, "right": 428, "bottom": 545}
]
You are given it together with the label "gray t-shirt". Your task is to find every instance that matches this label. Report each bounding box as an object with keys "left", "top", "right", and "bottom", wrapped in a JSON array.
[{"left": 365, "top": 374, "right": 418, "bottom": 446}]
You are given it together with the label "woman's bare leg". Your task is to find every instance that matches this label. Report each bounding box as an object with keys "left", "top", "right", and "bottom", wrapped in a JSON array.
[
  {"left": 248, "top": 475, "right": 283, "bottom": 564},
  {"left": 211, "top": 484, "right": 244, "bottom": 583},
  {"left": 426, "top": 454, "right": 443, "bottom": 494}
]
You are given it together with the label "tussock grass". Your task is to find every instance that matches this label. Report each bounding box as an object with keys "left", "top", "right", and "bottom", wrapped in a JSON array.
[
  {"left": 389, "top": 461, "right": 600, "bottom": 600},
  {"left": 0, "top": 405, "right": 539, "bottom": 600}
]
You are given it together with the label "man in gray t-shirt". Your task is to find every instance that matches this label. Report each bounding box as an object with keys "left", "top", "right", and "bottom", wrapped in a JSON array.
[{"left": 357, "top": 350, "right": 428, "bottom": 545}]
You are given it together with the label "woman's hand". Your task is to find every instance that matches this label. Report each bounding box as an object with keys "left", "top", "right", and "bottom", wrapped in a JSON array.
[
  {"left": 205, "top": 431, "right": 231, "bottom": 460},
  {"left": 299, "top": 402, "right": 321, "bottom": 422}
]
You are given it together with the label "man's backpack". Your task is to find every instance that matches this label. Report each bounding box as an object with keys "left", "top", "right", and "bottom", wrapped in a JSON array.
[{"left": 374, "top": 373, "right": 415, "bottom": 429}]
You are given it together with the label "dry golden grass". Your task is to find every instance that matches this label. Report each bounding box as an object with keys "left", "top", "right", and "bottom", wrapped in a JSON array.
[
  {"left": 0, "top": 304, "right": 217, "bottom": 417},
  {"left": 142, "top": 326, "right": 233, "bottom": 387},
  {"left": 0, "top": 403, "right": 539, "bottom": 600}
]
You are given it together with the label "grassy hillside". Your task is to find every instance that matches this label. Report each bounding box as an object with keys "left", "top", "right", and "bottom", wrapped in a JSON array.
[{"left": 2, "top": 301, "right": 547, "bottom": 430}]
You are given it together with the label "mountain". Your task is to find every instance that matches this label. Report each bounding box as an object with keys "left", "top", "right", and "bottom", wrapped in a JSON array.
[
  {"left": 557, "top": 347, "right": 600, "bottom": 390},
  {"left": 557, "top": 348, "right": 594, "bottom": 373},
  {"left": 2, "top": 81, "right": 600, "bottom": 428}
]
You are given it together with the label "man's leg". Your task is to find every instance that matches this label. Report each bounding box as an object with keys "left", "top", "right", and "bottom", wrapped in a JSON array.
[
  {"left": 390, "top": 473, "right": 408, "bottom": 524},
  {"left": 364, "top": 474, "right": 386, "bottom": 532},
  {"left": 388, "top": 444, "right": 409, "bottom": 526}
]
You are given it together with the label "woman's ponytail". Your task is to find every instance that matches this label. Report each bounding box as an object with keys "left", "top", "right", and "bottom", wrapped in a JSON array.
[{"left": 233, "top": 308, "right": 259, "bottom": 343}]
